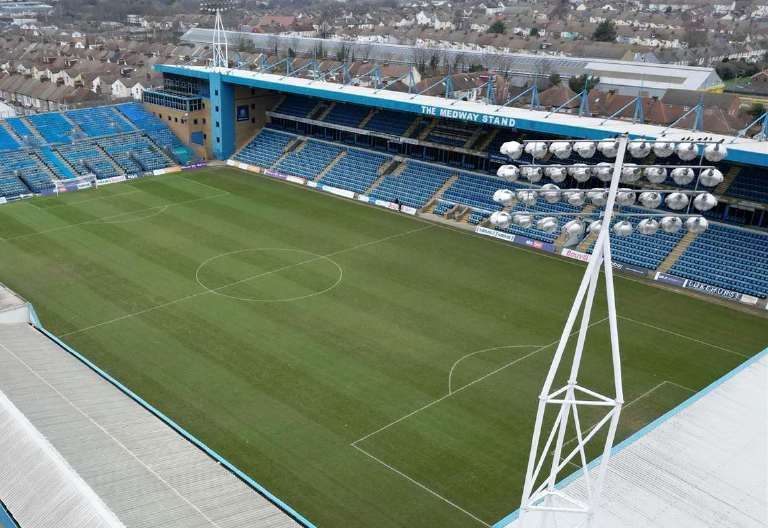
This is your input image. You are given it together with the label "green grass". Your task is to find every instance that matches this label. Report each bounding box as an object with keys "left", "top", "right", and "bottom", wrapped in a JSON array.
[{"left": 0, "top": 168, "right": 765, "bottom": 527}]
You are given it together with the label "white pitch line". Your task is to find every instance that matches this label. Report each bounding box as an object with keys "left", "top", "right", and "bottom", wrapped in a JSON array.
[
  {"left": 2, "top": 192, "right": 229, "bottom": 242},
  {"left": 448, "top": 345, "right": 545, "bottom": 395},
  {"left": 351, "top": 444, "right": 490, "bottom": 527},
  {"left": 60, "top": 224, "right": 434, "bottom": 338},
  {"left": 0, "top": 340, "right": 225, "bottom": 528},
  {"left": 352, "top": 317, "right": 610, "bottom": 446},
  {"left": 618, "top": 315, "right": 747, "bottom": 358}
]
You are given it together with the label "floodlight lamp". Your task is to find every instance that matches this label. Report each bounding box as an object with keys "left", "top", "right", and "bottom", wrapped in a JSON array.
[
  {"left": 517, "top": 190, "right": 537, "bottom": 206},
  {"left": 537, "top": 216, "right": 558, "bottom": 233},
  {"left": 676, "top": 142, "right": 698, "bottom": 161},
  {"left": 628, "top": 140, "right": 651, "bottom": 158},
  {"left": 671, "top": 167, "right": 695, "bottom": 186},
  {"left": 588, "top": 219, "right": 602, "bottom": 233},
  {"left": 593, "top": 162, "right": 613, "bottom": 182},
  {"left": 652, "top": 141, "right": 675, "bottom": 158},
  {"left": 521, "top": 165, "right": 543, "bottom": 183},
  {"left": 698, "top": 168, "right": 723, "bottom": 187},
  {"left": 493, "top": 188, "right": 515, "bottom": 205},
  {"left": 573, "top": 141, "right": 596, "bottom": 158},
  {"left": 513, "top": 213, "right": 534, "bottom": 228},
  {"left": 497, "top": 165, "right": 520, "bottom": 181},
  {"left": 612, "top": 220, "right": 634, "bottom": 236},
  {"left": 703, "top": 143, "right": 727, "bottom": 162},
  {"left": 564, "top": 190, "right": 586, "bottom": 207},
  {"left": 661, "top": 215, "right": 683, "bottom": 233},
  {"left": 587, "top": 188, "right": 608, "bottom": 207},
  {"left": 686, "top": 216, "right": 709, "bottom": 233},
  {"left": 525, "top": 141, "right": 549, "bottom": 159},
  {"left": 637, "top": 218, "right": 660, "bottom": 235},
  {"left": 693, "top": 192, "right": 718, "bottom": 211},
  {"left": 644, "top": 166, "right": 667, "bottom": 184},
  {"left": 569, "top": 163, "right": 592, "bottom": 182},
  {"left": 500, "top": 141, "right": 523, "bottom": 160},
  {"left": 549, "top": 141, "right": 572, "bottom": 159},
  {"left": 620, "top": 163, "right": 642, "bottom": 183},
  {"left": 616, "top": 189, "right": 636, "bottom": 206},
  {"left": 639, "top": 191, "right": 663, "bottom": 209},
  {"left": 597, "top": 139, "right": 620, "bottom": 157},
  {"left": 541, "top": 184, "right": 562, "bottom": 203},
  {"left": 545, "top": 165, "right": 567, "bottom": 183}
]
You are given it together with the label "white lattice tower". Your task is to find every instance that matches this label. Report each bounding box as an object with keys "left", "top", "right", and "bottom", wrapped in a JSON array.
[
  {"left": 212, "top": 8, "right": 228, "bottom": 69},
  {"left": 515, "top": 136, "right": 629, "bottom": 528}
]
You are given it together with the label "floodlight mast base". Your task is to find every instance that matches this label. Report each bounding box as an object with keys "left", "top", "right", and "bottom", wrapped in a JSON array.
[{"left": 516, "top": 136, "right": 628, "bottom": 528}]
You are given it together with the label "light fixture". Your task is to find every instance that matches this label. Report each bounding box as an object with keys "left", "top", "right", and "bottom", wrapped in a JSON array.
[
  {"left": 699, "top": 168, "right": 723, "bottom": 187},
  {"left": 541, "top": 184, "right": 562, "bottom": 203},
  {"left": 597, "top": 139, "right": 619, "bottom": 157},
  {"left": 639, "top": 191, "right": 663, "bottom": 209},
  {"left": 513, "top": 213, "right": 533, "bottom": 228},
  {"left": 593, "top": 162, "right": 612, "bottom": 181},
  {"left": 550, "top": 141, "right": 572, "bottom": 159},
  {"left": 564, "top": 190, "right": 586, "bottom": 206},
  {"left": 686, "top": 215, "right": 709, "bottom": 233},
  {"left": 500, "top": 141, "right": 523, "bottom": 159},
  {"left": 525, "top": 141, "right": 548, "bottom": 159},
  {"left": 671, "top": 167, "right": 695, "bottom": 185},
  {"left": 573, "top": 141, "right": 596, "bottom": 158},
  {"left": 612, "top": 220, "right": 634, "bottom": 236},
  {"left": 703, "top": 142, "right": 727, "bottom": 162},
  {"left": 628, "top": 140, "right": 651, "bottom": 158},
  {"left": 536, "top": 216, "right": 558, "bottom": 233},
  {"left": 587, "top": 188, "right": 608, "bottom": 207},
  {"left": 676, "top": 142, "right": 698, "bottom": 161},
  {"left": 568, "top": 163, "right": 592, "bottom": 182},
  {"left": 637, "top": 218, "right": 659, "bottom": 235},
  {"left": 620, "top": 163, "right": 642, "bottom": 183},
  {"left": 661, "top": 215, "right": 683, "bottom": 233},
  {"left": 521, "top": 165, "right": 543, "bottom": 183},
  {"left": 644, "top": 166, "right": 667, "bottom": 184},
  {"left": 652, "top": 141, "right": 674, "bottom": 157},
  {"left": 497, "top": 165, "right": 520, "bottom": 181},
  {"left": 616, "top": 189, "right": 636, "bottom": 206},
  {"left": 545, "top": 165, "right": 567, "bottom": 182},
  {"left": 492, "top": 188, "right": 515, "bottom": 205},
  {"left": 517, "top": 189, "right": 537, "bottom": 206},
  {"left": 693, "top": 192, "right": 718, "bottom": 211},
  {"left": 665, "top": 192, "right": 690, "bottom": 210}
]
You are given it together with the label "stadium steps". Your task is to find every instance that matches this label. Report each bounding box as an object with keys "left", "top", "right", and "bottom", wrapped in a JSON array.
[
  {"left": 272, "top": 137, "right": 306, "bottom": 168},
  {"left": 95, "top": 144, "right": 126, "bottom": 175},
  {"left": 715, "top": 166, "right": 740, "bottom": 195},
  {"left": 464, "top": 127, "right": 485, "bottom": 149},
  {"left": 52, "top": 145, "right": 82, "bottom": 176},
  {"left": 308, "top": 101, "right": 329, "bottom": 120},
  {"left": 21, "top": 117, "right": 45, "bottom": 142},
  {"left": 476, "top": 129, "right": 499, "bottom": 152},
  {"left": 423, "top": 173, "right": 459, "bottom": 212},
  {"left": 314, "top": 149, "right": 347, "bottom": 182},
  {"left": 417, "top": 119, "right": 438, "bottom": 140},
  {"left": 31, "top": 150, "right": 65, "bottom": 181},
  {"left": 577, "top": 231, "right": 599, "bottom": 252},
  {"left": 457, "top": 206, "right": 474, "bottom": 223},
  {"left": 315, "top": 102, "right": 335, "bottom": 121},
  {"left": 657, "top": 230, "right": 700, "bottom": 273},
  {"left": 359, "top": 109, "right": 376, "bottom": 128},
  {"left": 377, "top": 157, "right": 400, "bottom": 176},
  {"left": 365, "top": 159, "right": 406, "bottom": 195},
  {"left": 110, "top": 106, "right": 139, "bottom": 131},
  {"left": 61, "top": 113, "right": 86, "bottom": 137},
  {"left": 0, "top": 121, "right": 22, "bottom": 144},
  {"left": 144, "top": 134, "right": 178, "bottom": 166},
  {"left": 402, "top": 116, "right": 421, "bottom": 138}
]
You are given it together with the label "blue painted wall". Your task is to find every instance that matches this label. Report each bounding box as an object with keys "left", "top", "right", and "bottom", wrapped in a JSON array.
[{"left": 209, "top": 73, "right": 236, "bottom": 159}]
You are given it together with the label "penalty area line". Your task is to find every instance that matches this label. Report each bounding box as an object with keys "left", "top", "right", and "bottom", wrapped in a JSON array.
[{"left": 351, "top": 444, "right": 490, "bottom": 527}]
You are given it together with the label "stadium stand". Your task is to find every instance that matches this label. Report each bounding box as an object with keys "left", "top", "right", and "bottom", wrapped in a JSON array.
[
  {"left": 0, "top": 151, "right": 54, "bottom": 193},
  {"left": 726, "top": 167, "right": 768, "bottom": 204},
  {"left": 274, "top": 140, "right": 343, "bottom": 180},
  {"left": 66, "top": 106, "right": 135, "bottom": 137},
  {"left": 319, "top": 148, "right": 392, "bottom": 193},
  {"left": 370, "top": 161, "right": 453, "bottom": 208},
  {"left": 274, "top": 94, "right": 318, "bottom": 118},
  {"left": 233, "top": 128, "right": 295, "bottom": 167},
  {"left": 26, "top": 112, "right": 73, "bottom": 144},
  {"left": 322, "top": 103, "right": 370, "bottom": 128},
  {"left": 56, "top": 142, "right": 121, "bottom": 179},
  {"left": 670, "top": 224, "right": 768, "bottom": 298},
  {"left": 0, "top": 175, "right": 29, "bottom": 199},
  {"left": 363, "top": 110, "right": 414, "bottom": 136},
  {"left": 442, "top": 170, "right": 510, "bottom": 211},
  {"left": 38, "top": 146, "right": 77, "bottom": 180},
  {"left": 0, "top": 124, "right": 19, "bottom": 151}
]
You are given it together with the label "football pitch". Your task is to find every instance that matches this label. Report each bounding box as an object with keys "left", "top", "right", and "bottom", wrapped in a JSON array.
[{"left": 0, "top": 167, "right": 765, "bottom": 527}]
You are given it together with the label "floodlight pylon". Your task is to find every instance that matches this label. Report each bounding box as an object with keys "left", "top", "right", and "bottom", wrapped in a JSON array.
[
  {"left": 212, "top": 8, "right": 228, "bottom": 69},
  {"left": 515, "top": 136, "right": 628, "bottom": 528}
]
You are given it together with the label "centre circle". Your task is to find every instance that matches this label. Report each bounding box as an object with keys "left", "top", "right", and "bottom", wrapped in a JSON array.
[{"left": 195, "top": 248, "right": 343, "bottom": 302}]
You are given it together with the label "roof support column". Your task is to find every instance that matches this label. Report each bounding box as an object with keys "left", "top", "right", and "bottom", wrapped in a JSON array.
[{"left": 210, "top": 72, "right": 235, "bottom": 160}]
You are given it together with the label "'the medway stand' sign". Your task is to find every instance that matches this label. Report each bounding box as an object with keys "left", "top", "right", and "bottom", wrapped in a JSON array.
[{"left": 420, "top": 105, "right": 516, "bottom": 128}]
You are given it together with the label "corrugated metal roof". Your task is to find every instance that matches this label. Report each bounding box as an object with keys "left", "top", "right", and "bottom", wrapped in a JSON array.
[
  {"left": 0, "top": 323, "right": 302, "bottom": 528},
  {"left": 500, "top": 350, "right": 768, "bottom": 528}
]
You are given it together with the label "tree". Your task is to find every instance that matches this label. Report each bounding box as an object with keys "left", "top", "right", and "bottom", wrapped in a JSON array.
[
  {"left": 529, "top": 27, "right": 540, "bottom": 37},
  {"left": 487, "top": 20, "right": 506, "bottom": 34},
  {"left": 592, "top": 20, "right": 617, "bottom": 42},
  {"left": 569, "top": 74, "right": 600, "bottom": 93},
  {"left": 549, "top": 73, "right": 562, "bottom": 86}
]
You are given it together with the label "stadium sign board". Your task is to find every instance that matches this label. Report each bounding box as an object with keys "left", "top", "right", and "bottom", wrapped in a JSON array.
[{"left": 419, "top": 106, "right": 516, "bottom": 128}]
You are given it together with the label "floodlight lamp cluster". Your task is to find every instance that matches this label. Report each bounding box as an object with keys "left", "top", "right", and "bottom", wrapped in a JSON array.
[
  {"left": 489, "top": 137, "right": 723, "bottom": 239},
  {"left": 500, "top": 138, "right": 728, "bottom": 163}
]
